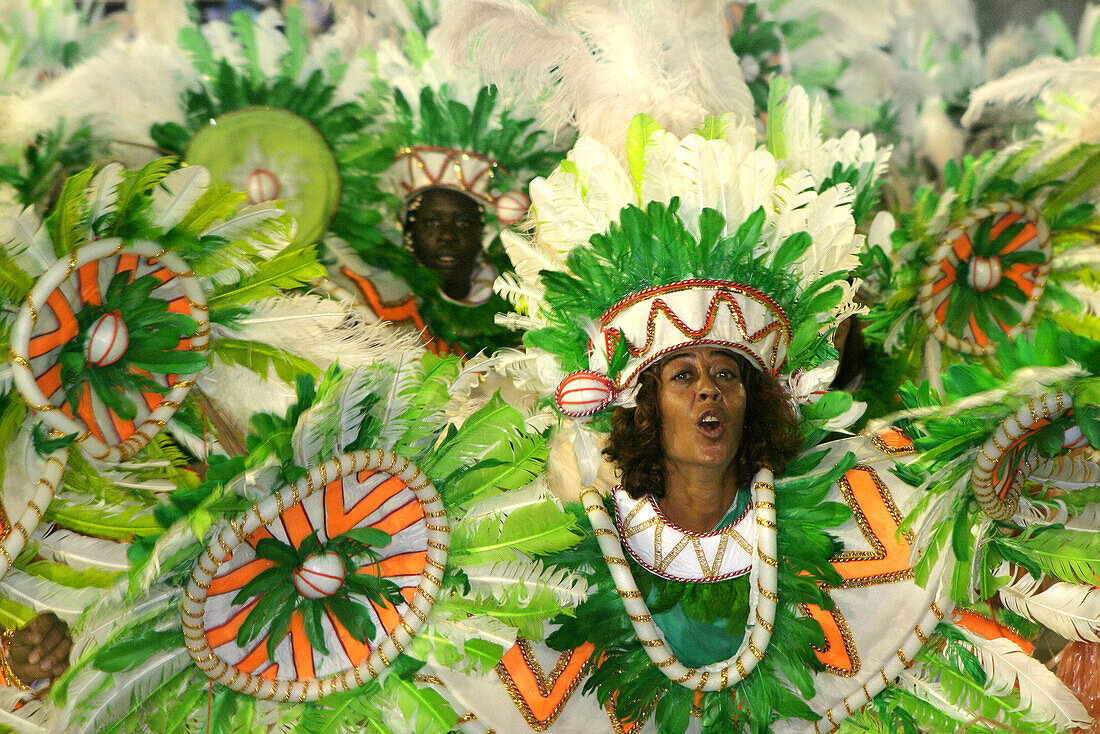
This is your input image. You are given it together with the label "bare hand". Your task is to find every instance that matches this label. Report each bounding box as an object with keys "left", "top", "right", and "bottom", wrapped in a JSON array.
[{"left": 8, "top": 613, "right": 71, "bottom": 683}]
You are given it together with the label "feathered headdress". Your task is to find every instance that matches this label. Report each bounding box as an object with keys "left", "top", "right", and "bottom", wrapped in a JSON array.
[{"left": 496, "top": 113, "right": 868, "bottom": 480}]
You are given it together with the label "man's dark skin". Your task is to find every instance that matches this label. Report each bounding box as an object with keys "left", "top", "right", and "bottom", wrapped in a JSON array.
[
  {"left": 8, "top": 612, "right": 70, "bottom": 683},
  {"left": 404, "top": 187, "right": 484, "bottom": 302}
]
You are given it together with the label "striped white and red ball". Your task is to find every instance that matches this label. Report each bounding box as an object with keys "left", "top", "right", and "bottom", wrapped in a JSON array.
[
  {"left": 493, "top": 190, "right": 531, "bottom": 226},
  {"left": 85, "top": 310, "right": 129, "bottom": 367},
  {"left": 292, "top": 551, "right": 346, "bottom": 599},
  {"left": 246, "top": 168, "right": 281, "bottom": 204},
  {"left": 556, "top": 370, "right": 617, "bottom": 418},
  {"left": 968, "top": 255, "right": 1002, "bottom": 292}
]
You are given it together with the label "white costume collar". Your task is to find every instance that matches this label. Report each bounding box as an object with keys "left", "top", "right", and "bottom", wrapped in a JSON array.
[{"left": 613, "top": 487, "right": 756, "bottom": 582}]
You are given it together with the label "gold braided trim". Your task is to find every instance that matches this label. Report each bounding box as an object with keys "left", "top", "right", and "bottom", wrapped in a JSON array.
[
  {"left": 424, "top": 556, "right": 446, "bottom": 572},
  {"left": 603, "top": 555, "right": 629, "bottom": 567},
  {"left": 672, "top": 669, "right": 695, "bottom": 684},
  {"left": 593, "top": 528, "right": 617, "bottom": 537},
  {"left": 628, "top": 613, "right": 653, "bottom": 623},
  {"left": 734, "top": 657, "right": 747, "bottom": 678},
  {"left": 694, "top": 672, "right": 710, "bottom": 691},
  {"left": 617, "top": 589, "right": 642, "bottom": 599},
  {"left": 747, "top": 639, "right": 765, "bottom": 660},
  {"left": 757, "top": 550, "right": 778, "bottom": 568},
  {"left": 756, "top": 517, "right": 777, "bottom": 531},
  {"left": 757, "top": 583, "right": 779, "bottom": 602},
  {"left": 654, "top": 656, "right": 678, "bottom": 669},
  {"left": 754, "top": 500, "right": 776, "bottom": 511},
  {"left": 426, "top": 540, "right": 449, "bottom": 552},
  {"left": 755, "top": 610, "right": 774, "bottom": 633},
  {"left": 425, "top": 523, "right": 449, "bottom": 533},
  {"left": 640, "top": 639, "right": 664, "bottom": 648}
]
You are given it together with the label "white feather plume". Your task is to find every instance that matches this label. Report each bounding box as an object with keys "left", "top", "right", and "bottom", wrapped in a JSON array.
[
  {"left": 464, "top": 559, "right": 589, "bottom": 607},
  {"left": 2, "top": 36, "right": 195, "bottom": 168},
  {"left": 0, "top": 569, "right": 100, "bottom": 621},
  {"left": 209, "top": 293, "right": 423, "bottom": 370},
  {"left": 0, "top": 688, "right": 50, "bottom": 734},
  {"left": 999, "top": 569, "right": 1100, "bottom": 643},
  {"left": 58, "top": 648, "right": 191, "bottom": 734},
  {"left": 32, "top": 526, "right": 129, "bottom": 573},
  {"left": 292, "top": 366, "right": 375, "bottom": 466},
  {"left": 151, "top": 165, "right": 210, "bottom": 232},
  {"left": 962, "top": 57, "right": 1100, "bottom": 128},
  {"left": 83, "top": 162, "right": 124, "bottom": 236},
  {"left": 438, "top": 0, "right": 752, "bottom": 152},
  {"left": 0, "top": 205, "right": 53, "bottom": 276},
  {"left": 959, "top": 628, "right": 1091, "bottom": 728}
]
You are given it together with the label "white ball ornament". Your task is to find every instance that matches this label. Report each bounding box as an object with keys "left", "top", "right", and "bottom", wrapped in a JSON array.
[
  {"left": 246, "top": 168, "right": 281, "bottom": 204},
  {"left": 85, "top": 310, "right": 129, "bottom": 367},
  {"left": 967, "top": 255, "right": 1002, "bottom": 292},
  {"left": 556, "top": 370, "right": 618, "bottom": 418},
  {"left": 292, "top": 551, "right": 347, "bottom": 599},
  {"left": 493, "top": 190, "right": 531, "bottom": 226}
]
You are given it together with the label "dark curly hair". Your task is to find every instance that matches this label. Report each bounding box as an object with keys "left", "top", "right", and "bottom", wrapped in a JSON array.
[{"left": 605, "top": 353, "right": 802, "bottom": 500}]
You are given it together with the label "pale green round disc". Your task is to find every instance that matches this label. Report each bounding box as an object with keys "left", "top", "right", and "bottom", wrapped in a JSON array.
[{"left": 185, "top": 107, "right": 341, "bottom": 248}]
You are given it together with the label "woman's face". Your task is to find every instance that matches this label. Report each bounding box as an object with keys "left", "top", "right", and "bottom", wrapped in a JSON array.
[{"left": 656, "top": 347, "right": 747, "bottom": 477}]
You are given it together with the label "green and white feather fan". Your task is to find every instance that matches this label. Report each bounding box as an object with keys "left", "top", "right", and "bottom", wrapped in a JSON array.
[{"left": 55, "top": 354, "right": 583, "bottom": 734}]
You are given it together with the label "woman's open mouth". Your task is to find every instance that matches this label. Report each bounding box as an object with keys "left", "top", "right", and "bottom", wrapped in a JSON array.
[{"left": 697, "top": 410, "right": 725, "bottom": 439}]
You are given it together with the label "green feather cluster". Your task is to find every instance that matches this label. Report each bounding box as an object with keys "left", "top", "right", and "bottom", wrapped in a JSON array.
[
  {"left": 151, "top": 7, "right": 397, "bottom": 251},
  {"left": 544, "top": 449, "right": 852, "bottom": 734}
]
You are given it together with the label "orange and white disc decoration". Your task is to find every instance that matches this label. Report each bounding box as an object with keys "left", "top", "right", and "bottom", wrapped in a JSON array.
[
  {"left": 182, "top": 449, "right": 449, "bottom": 701},
  {"left": 8, "top": 239, "right": 208, "bottom": 463},
  {"left": 970, "top": 390, "right": 1100, "bottom": 520},
  {"left": 918, "top": 201, "right": 1052, "bottom": 356}
]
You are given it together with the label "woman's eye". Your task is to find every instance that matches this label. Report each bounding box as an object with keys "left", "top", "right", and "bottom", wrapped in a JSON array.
[
  {"left": 672, "top": 370, "right": 692, "bottom": 381},
  {"left": 716, "top": 370, "right": 737, "bottom": 381}
]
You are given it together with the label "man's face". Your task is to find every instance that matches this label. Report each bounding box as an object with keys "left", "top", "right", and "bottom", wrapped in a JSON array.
[{"left": 406, "top": 188, "right": 484, "bottom": 293}]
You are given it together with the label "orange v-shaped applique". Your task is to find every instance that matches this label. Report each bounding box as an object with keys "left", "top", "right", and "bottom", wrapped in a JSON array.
[{"left": 495, "top": 640, "right": 594, "bottom": 731}]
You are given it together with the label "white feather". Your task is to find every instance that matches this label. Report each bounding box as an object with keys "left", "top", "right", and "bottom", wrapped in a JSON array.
[
  {"left": 32, "top": 526, "right": 129, "bottom": 573},
  {"left": 999, "top": 571, "right": 1100, "bottom": 643},
  {"left": 200, "top": 202, "right": 289, "bottom": 255},
  {"left": 59, "top": 648, "right": 191, "bottom": 734},
  {"left": 83, "top": 162, "right": 123, "bottom": 236},
  {"left": 370, "top": 353, "right": 422, "bottom": 451},
  {"left": 460, "top": 479, "right": 555, "bottom": 525},
  {"left": 0, "top": 205, "right": 53, "bottom": 275},
  {"left": 962, "top": 57, "right": 1100, "bottom": 128},
  {"left": 151, "top": 165, "right": 210, "bottom": 231},
  {"left": 960, "top": 629, "right": 1091, "bottom": 728},
  {"left": 0, "top": 569, "right": 100, "bottom": 621},
  {"left": 0, "top": 688, "right": 50, "bottom": 734},
  {"left": 896, "top": 668, "right": 975, "bottom": 722},
  {"left": 423, "top": 610, "right": 518, "bottom": 659},
  {"left": 493, "top": 269, "right": 546, "bottom": 314},
  {"left": 464, "top": 559, "right": 589, "bottom": 607},
  {"left": 209, "top": 294, "right": 422, "bottom": 371}
]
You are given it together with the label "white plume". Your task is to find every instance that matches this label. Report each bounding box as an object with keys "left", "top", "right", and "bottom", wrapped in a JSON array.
[
  {"left": 209, "top": 293, "right": 422, "bottom": 370},
  {"left": 464, "top": 559, "right": 589, "bottom": 607},
  {"left": 32, "top": 526, "right": 129, "bottom": 573},
  {"left": 59, "top": 648, "right": 191, "bottom": 734},
  {"left": 960, "top": 629, "right": 1091, "bottom": 729},
  {"left": 963, "top": 57, "right": 1100, "bottom": 128},
  {"left": 83, "top": 162, "right": 124, "bottom": 236},
  {"left": 151, "top": 165, "right": 210, "bottom": 232},
  {"left": 1, "top": 36, "right": 195, "bottom": 167},
  {"left": 999, "top": 569, "right": 1100, "bottom": 643},
  {"left": 0, "top": 205, "right": 53, "bottom": 276},
  {"left": 0, "top": 569, "right": 100, "bottom": 622},
  {"left": 437, "top": 0, "right": 753, "bottom": 152}
]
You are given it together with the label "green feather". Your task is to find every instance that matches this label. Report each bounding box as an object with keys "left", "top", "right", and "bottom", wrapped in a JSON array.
[
  {"left": 207, "top": 246, "right": 326, "bottom": 308},
  {"left": 450, "top": 501, "right": 583, "bottom": 564}
]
